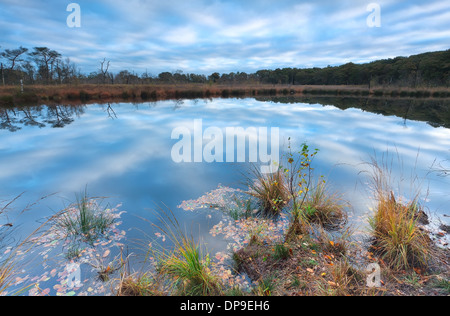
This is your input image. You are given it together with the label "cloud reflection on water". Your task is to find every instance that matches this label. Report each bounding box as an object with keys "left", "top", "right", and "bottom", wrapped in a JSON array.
[{"left": 0, "top": 98, "right": 449, "bottom": 235}]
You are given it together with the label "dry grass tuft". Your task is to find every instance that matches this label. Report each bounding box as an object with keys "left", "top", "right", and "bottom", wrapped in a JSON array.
[
  {"left": 365, "top": 154, "right": 434, "bottom": 271},
  {"left": 303, "top": 180, "right": 348, "bottom": 230},
  {"left": 246, "top": 167, "right": 290, "bottom": 216}
]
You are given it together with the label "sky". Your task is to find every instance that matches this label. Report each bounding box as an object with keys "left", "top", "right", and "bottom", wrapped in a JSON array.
[{"left": 0, "top": 0, "right": 449, "bottom": 75}]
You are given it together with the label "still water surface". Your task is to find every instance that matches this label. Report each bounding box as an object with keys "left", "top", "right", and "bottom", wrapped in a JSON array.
[{"left": 0, "top": 97, "right": 449, "bottom": 294}]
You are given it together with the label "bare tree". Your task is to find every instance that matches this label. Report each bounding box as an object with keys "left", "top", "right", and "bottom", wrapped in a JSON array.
[{"left": 100, "top": 58, "right": 110, "bottom": 84}]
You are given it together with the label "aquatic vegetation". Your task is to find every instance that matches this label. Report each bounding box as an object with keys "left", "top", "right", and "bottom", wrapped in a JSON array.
[
  {"left": 55, "top": 190, "right": 116, "bottom": 244},
  {"left": 116, "top": 272, "right": 166, "bottom": 296},
  {"left": 365, "top": 156, "right": 434, "bottom": 270},
  {"left": 114, "top": 247, "right": 167, "bottom": 296},
  {"left": 228, "top": 197, "right": 254, "bottom": 221},
  {"left": 369, "top": 195, "right": 433, "bottom": 270},
  {"left": 15, "top": 198, "right": 127, "bottom": 296},
  {"left": 0, "top": 194, "right": 60, "bottom": 296},
  {"left": 303, "top": 179, "right": 348, "bottom": 230},
  {"left": 153, "top": 209, "right": 223, "bottom": 296},
  {"left": 245, "top": 166, "right": 290, "bottom": 216},
  {"left": 157, "top": 242, "right": 221, "bottom": 296},
  {"left": 0, "top": 257, "right": 15, "bottom": 295}
]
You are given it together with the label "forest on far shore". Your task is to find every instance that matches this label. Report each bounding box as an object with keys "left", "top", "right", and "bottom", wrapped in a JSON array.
[{"left": 0, "top": 47, "right": 449, "bottom": 88}]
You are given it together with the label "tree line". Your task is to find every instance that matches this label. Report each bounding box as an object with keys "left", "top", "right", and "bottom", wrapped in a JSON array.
[{"left": 0, "top": 46, "right": 449, "bottom": 88}]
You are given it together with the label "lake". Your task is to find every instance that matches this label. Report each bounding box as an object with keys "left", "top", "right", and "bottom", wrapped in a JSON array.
[{"left": 0, "top": 96, "right": 449, "bottom": 295}]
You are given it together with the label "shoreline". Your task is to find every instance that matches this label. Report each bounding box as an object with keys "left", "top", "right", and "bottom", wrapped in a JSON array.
[
  {"left": 1, "top": 84, "right": 449, "bottom": 107},
  {"left": 3, "top": 185, "right": 448, "bottom": 296}
]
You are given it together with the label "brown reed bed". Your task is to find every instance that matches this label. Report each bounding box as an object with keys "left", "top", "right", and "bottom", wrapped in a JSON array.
[{"left": 1, "top": 84, "right": 448, "bottom": 107}]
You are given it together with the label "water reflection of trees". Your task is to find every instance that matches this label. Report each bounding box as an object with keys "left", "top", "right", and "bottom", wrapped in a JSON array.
[
  {"left": 0, "top": 104, "right": 86, "bottom": 132},
  {"left": 256, "top": 96, "right": 450, "bottom": 129},
  {"left": 431, "top": 159, "right": 450, "bottom": 177},
  {"left": 2, "top": 98, "right": 449, "bottom": 132},
  {"left": 104, "top": 104, "right": 117, "bottom": 119}
]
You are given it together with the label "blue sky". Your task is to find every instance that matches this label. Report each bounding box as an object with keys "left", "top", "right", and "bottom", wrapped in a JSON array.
[{"left": 0, "top": 0, "right": 449, "bottom": 75}]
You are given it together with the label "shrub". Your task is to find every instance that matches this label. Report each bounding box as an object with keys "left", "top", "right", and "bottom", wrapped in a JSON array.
[{"left": 282, "top": 142, "right": 320, "bottom": 240}]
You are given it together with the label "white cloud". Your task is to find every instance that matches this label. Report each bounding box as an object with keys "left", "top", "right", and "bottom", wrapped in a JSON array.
[
  {"left": 161, "top": 27, "right": 199, "bottom": 46},
  {"left": 0, "top": 0, "right": 448, "bottom": 74}
]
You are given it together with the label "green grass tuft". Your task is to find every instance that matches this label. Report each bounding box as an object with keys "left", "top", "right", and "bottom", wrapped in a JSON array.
[
  {"left": 154, "top": 208, "right": 223, "bottom": 296},
  {"left": 56, "top": 189, "right": 115, "bottom": 243}
]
